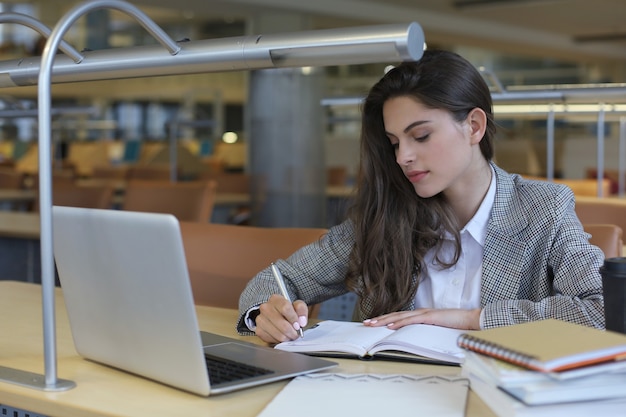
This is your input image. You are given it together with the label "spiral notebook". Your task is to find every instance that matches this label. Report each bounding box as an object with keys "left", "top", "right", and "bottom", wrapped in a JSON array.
[
  {"left": 257, "top": 373, "right": 469, "bottom": 417},
  {"left": 457, "top": 319, "right": 626, "bottom": 372}
]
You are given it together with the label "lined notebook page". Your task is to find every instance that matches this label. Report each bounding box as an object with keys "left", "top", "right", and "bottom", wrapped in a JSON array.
[{"left": 257, "top": 373, "right": 469, "bottom": 417}]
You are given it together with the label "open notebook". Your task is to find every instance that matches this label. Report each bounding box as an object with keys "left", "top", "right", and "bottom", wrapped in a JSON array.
[{"left": 52, "top": 206, "right": 336, "bottom": 396}]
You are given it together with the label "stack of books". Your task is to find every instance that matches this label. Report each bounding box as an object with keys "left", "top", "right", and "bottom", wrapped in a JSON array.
[{"left": 457, "top": 319, "right": 626, "bottom": 416}]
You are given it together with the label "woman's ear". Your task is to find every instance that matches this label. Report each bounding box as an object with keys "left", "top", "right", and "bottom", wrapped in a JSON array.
[{"left": 466, "top": 108, "right": 487, "bottom": 145}]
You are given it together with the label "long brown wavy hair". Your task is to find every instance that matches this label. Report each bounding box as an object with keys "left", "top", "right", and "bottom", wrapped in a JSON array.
[{"left": 345, "top": 49, "right": 496, "bottom": 317}]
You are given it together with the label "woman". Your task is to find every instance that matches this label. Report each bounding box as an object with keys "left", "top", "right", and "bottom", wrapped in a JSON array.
[{"left": 237, "top": 49, "right": 604, "bottom": 343}]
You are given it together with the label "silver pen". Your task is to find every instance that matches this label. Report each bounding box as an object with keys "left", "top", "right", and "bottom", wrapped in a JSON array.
[{"left": 270, "top": 262, "right": 304, "bottom": 338}]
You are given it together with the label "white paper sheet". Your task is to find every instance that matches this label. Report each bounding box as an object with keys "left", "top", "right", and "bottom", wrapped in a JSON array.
[{"left": 257, "top": 373, "right": 469, "bottom": 417}]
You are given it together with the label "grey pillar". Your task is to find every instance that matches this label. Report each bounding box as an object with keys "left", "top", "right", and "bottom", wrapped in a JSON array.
[
  {"left": 247, "top": 13, "right": 326, "bottom": 228},
  {"left": 248, "top": 67, "right": 326, "bottom": 227}
]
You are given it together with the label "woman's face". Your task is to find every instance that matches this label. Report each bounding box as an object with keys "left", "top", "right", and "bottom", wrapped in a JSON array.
[{"left": 383, "top": 96, "right": 480, "bottom": 199}]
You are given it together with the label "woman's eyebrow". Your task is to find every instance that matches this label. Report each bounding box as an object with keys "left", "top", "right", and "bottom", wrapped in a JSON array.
[
  {"left": 385, "top": 120, "right": 430, "bottom": 137},
  {"left": 403, "top": 120, "right": 429, "bottom": 133}
]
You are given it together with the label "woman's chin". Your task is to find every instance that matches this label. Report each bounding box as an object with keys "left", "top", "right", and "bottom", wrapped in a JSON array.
[{"left": 414, "top": 186, "right": 439, "bottom": 199}]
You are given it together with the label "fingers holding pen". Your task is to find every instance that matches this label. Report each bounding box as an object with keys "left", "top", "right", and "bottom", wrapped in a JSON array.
[
  {"left": 256, "top": 295, "right": 307, "bottom": 343},
  {"left": 271, "top": 294, "right": 308, "bottom": 333},
  {"left": 270, "top": 263, "right": 306, "bottom": 338}
]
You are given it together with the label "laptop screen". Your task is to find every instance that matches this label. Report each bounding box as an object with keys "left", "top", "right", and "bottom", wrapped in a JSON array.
[{"left": 52, "top": 206, "right": 335, "bottom": 396}]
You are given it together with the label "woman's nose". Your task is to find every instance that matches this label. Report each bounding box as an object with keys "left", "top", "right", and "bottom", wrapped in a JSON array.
[{"left": 396, "top": 142, "right": 414, "bottom": 166}]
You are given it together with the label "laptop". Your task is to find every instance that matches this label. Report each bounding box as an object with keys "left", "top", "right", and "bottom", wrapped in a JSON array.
[{"left": 52, "top": 205, "right": 336, "bottom": 396}]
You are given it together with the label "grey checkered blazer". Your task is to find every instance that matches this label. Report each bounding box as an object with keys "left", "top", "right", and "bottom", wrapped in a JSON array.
[{"left": 237, "top": 163, "right": 605, "bottom": 334}]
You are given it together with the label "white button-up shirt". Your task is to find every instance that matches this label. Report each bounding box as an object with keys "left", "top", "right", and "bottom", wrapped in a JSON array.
[{"left": 415, "top": 167, "right": 496, "bottom": 315}]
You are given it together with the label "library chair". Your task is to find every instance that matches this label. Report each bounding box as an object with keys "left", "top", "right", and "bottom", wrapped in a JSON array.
[
  {"left": 198, "top": 171, "right": 251, "bottom": 194},
  {"left": 27, "top": 168, "right": 76, "bottom": 190},
  {"left": 203, "top": 156, "right": 225, "bottom": 173},
  {"left": 34, "top": 183, "right": 115, "bottom": 211},
  {"left": 179, "top": 221, "right": 327, "bottom": 316},
  {"left": 582, "top": 224, "right": 623, "bottom": 259},
  {"left": 586, "top": 168, "right": 622, "bottom": 195},
  {"left": 212, "top": 172, "right": 251, "bottom": 194},
  {"left": 523, "top": 175, "right": 611, "bottom": 197},
  {"left": 0, "top": 167, "right": 25, "bottom": 189},
  {"left": 122, "top": 179, "right": 217, "bottom": 222},
  {"left": 576, "top": 196, "right": 626, "bottom": 242},
  {"left": 557, "top": 178, "right": 611, "bottom": 197},
  {"left": 0, "top": 168, "right": 28, "bottom": 210},
  {"left": 91, "top": 165, "right": 130, "bottom": 181},
  {"left": 213, "top": 173, "right": 252, "bottom": 224},
  {"left": 65, "top": 141, "right": 111, "bottom": 178},
  {"left": 127, "top": 164, "right": 173, "bottom": 181},
  {"left": 199, "top": 171, "right": 253, "bottom": 224},
  {"left": 327, "top": 166, "right": 348, "bottom": 186}
]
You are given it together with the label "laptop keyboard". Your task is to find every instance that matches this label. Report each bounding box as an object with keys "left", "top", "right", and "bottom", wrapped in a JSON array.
[{"left": 205, "top": 353, "right": 274, "bottom": 385}]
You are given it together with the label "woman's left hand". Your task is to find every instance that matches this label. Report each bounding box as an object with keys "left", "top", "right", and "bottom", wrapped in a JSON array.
[{"left": 363, "top": 308, "right": 482, "bottom": 330}]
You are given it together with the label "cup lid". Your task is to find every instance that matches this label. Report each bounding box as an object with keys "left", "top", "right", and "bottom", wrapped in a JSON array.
[{"left": 603, "top": 257, "right": 626, "bottom": 273}]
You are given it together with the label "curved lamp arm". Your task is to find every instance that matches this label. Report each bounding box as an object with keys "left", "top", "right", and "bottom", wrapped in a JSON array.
[
  {"left": 0, "top": 22, "right": 423, "bottom": 87},
  {"left": 0, "top": 12, "right": 83, "bottom": 63},
  {"left": 37, "top": 0, "right": 179, "bottom": 391}
]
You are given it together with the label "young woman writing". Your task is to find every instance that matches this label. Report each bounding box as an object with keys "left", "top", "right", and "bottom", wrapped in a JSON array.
[{"left": 237, "top": 49, "right": 604, "bottom": 343}]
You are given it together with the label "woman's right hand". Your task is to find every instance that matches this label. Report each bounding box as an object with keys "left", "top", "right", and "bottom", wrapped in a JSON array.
[{"left": 254, "top": 294, "right": 309, "bottom": 343}]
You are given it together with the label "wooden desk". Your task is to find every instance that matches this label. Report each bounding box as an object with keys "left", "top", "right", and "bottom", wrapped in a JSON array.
[
  {"left": 0, "top": 189, "right": 37, "bottom": 204},
  {"left": 326, "top": 185, "right": 355, "bottom": 198},
  {"left": 0, "top": 211, "right": 39, "bottom": 239},
  {"left": 77, "top": 179, "right": 252, "bottom": 208},
  {"left": 0, "top": 212, "right": 40, "bottom": 283},
  {"left": 214, "top": 192, "right": 251, "bottom": 206},
  {"left": 0, "top": 186, "right": 351, "bottom": 207},
  {"left": 0, "top": 281, "right": 494, "bottom": 417},
  {"left": 0, "top": 189, "right": 37, "bottom": 211}
]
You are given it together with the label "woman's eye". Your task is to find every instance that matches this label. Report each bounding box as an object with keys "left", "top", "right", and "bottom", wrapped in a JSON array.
[
  {"left": 415, "top": 134, "right": 429, "bottom": 142},
  {"left": 390, "top": 142, "right": 399, "bottom": 149}
]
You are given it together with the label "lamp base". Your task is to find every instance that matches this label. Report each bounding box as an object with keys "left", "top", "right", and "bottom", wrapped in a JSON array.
[{"left": 0, "top": 366, "right": 76, "bottom": 391}]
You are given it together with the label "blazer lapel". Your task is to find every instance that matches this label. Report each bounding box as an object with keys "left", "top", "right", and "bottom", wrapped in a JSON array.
[{"left": 481, "top": 165, "right": 529, "bottom": 306}]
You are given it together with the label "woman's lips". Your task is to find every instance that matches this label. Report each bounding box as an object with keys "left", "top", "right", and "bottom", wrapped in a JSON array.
[{"left": 406, "top": 170, "right": 428, "bottom": 183}]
